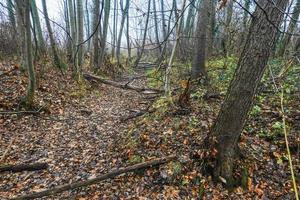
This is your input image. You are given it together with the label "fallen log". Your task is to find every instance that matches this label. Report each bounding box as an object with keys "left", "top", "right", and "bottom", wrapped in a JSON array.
[
  {"left": 83, "top": 73, "right": 163, "bottom": 94},
  {"left": 0, "top": 162, "right": 48, "bottom": 173},
  {"left": 12, "top": 155, "right": 176, "bottom": 200}
]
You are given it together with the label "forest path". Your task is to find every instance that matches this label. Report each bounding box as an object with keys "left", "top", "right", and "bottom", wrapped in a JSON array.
[{"left": 0, "top": 67, "right": 153, "bottom": 199}]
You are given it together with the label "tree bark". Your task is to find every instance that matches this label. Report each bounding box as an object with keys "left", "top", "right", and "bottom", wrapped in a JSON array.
[
  {"left": 116, "top": 0, "right": 129, "bottom": 64},
  {"left": 76, "top": 0, "right": 84, "bottom": 77},
  {"left": 191, "top": 0, "right": 210, "bottom": 81},
  {"left": 24, "top": 0, "right": 36, "bottom": 106},
  {"left": 92, "top": 0, "right": 100, "bottom": 71},
  {"left": 31, "top": 0, "right": 46, "bottom": 56},
  {"left": 68, "top": 0, "right": 77, "bottom": 71},
  {"left": 153, "top": 0, "right": 161, "bottom": 54},
  {"left": 211, "top": 0, "right": 288, "bottom": 188},
  {"left": 15, "top": 0, "right": 27, "bottom": 71},
  {"left": 99, "top": 0, "right": 111, "bottom": 68}
]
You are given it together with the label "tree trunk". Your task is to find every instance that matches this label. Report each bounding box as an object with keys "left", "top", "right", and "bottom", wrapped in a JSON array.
[
  {"left": 277, "top": 0, "right": 300, "bottom": 56},
  {"left": 207, "top": 0, "right": 216, "bottom": 58},
  {"left": 24, "top": 0, "right": 36, "bottom": 106},
  {"left": 238, "top": 0, "right": 251, "bottom": 49},
  {"left": 126, "top": 8, "right": 131, "bottom": 62},
  {"left": 221, "top": 0, "right": 234, "bottom": 57},
  {"left": 160, "top": 0, "right": 167, "bottom": 41},
  {"left": 111, "top": 0, "right": 117, "bottom": 58},
  {"left": 15, "top": 0, "right": 27, "bottom": 71},
  {"left": 153, "top": 0, "right": 161, "bottom": 54},
  {"left": 31, "top": 0, "right": 46, "bottom": 56},
  {"left": 85, "top": 0, "right": 91, "bottom": 52},
  {"left": 92, "top": 0, "right": 100, "bottom": 71},
  {"left": 134, "top": 0, "right": 151, "bottom": 67},
  {"left": 116, "top": 0, "right": 129, "bottom": 64},
  {"left": 191, "top": 0, "right": 210, "bottom": 80},
  {"left": 76, "top": 0, "right": 84, "bottom": 77},
  {"left": 164, "top": 0, "right": 186, "bottom": 95},
  {"left": 41, "top": 0, "right": 65, "bottom": 71},
  {"left": 211, "top": 0, "right": 288, "bottom": 188},
  {"left": 99, "top": 0, "right": 111, "bottom": 68},
  {"left": 68, "top": 0, "right": 77, "bottom": 73},
  {"left": 6, "top": 0, "right": 16, "bottom": 30}
]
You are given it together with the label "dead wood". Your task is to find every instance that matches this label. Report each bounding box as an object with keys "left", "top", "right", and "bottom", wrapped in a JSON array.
[
  {"left": 83, "top": 73, "right": 163, "bottom": 94},
  {"left": 121, "top": 110, "right": 148, "bottom": 122},
  {"left": 0, "top": 107, "right": 43, "bottom": 115},
  {"left": 0, "top": 162, "right": 48, "bottom": 173},
  {"left": 12, "top": 155, "right": 176, "bottom": 200},
  {"left": 0, "top": 138, "right": 15, "bottom": 164}
]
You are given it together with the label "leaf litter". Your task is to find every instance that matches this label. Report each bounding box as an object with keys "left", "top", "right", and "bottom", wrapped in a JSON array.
[{"left": 0, "top": 62, "right": 299, "bottom": 199}]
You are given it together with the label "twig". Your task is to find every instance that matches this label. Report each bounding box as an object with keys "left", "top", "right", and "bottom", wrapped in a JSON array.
[
  {"left": 0, "top": 107, "right": 43, "bottom": 115},
  {"left": 0, "top": 138, "right": 15, "bottom": 164},
  {"left": 11, "top": 155, "right": 176, "bottom": 200}
]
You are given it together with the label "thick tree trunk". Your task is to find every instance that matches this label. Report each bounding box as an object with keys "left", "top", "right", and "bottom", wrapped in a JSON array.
[
  {"left": 191, "top": 0, "right": 210, "bottom": 80},
  {"left": 211, "top": 0, "right": 288, "bottom": 188}
]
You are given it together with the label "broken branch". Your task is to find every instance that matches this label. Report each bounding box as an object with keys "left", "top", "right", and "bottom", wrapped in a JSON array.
[
  {"left": 12, "top": 155, "right": 176, "bottom": 200},
  {"left": 0, "top": 162, "right": 48, "bottom": 173},
  {"left": 83, "top": 73, "right": 163, "bottom": 94}
]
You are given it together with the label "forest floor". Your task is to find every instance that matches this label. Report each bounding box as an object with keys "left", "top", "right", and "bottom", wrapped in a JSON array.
[{"left": 0, "top": 61, "right": 299, "bottom": 199}]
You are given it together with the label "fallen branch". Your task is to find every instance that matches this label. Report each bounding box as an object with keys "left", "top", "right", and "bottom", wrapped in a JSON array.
[
  {"left": 83, "top": 73, "right": 163, "bottom": 94},
  {"left": 0, "top": 138, "right": 15, "bottom": 164},
  {"left": 0, "top": 162, "right": 48, "bottom": 173},
  {"left": 12, "top": 155, "right": 176, "bottom": 200},
  {"left": 0, "top": 107, "right": 43, "bottom": 115},
  {"left": 121, "top": 110, "right": 147, "bottom": 122}
]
